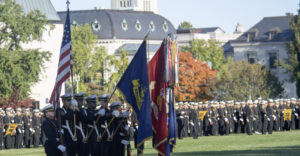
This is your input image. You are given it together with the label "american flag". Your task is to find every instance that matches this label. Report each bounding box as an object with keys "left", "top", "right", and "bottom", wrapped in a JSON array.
[{"left": 49, "top": 7, "right": 72, "bottom": 110}]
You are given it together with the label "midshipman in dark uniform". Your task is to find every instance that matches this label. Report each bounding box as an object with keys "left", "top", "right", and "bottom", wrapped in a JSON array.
[
  {"left": 14, "top": 108, "right": 23, "bottom": 148},
  {"left": 41, "top": 104, "right": 66, "bottom": 156},
  {"left": 59, "top": 93, "right": 77, "bottom": 156}
]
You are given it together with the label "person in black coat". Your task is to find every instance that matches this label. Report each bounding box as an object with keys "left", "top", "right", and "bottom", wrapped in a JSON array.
[
  {"left": 58, "top": 93, "right": 78, "bottom": 156},
  {"left": 14, "top": 108, "right": 23, "bottom": 148},
  {"left": 41, "top": 104, "right": 66, "bottom": 156},
  {"left": 4, "top": 107, "right": 14, "bottom": 149},
  {"left": 32, "top": 109, "right": 41, "bottom": 148},
  {"left": 189, "top": 103, "right": 199, "bottom": 139},
  {"left": 74, "top": 92, "right": 89, "bottom": 156},
  {"left": 23, "top": 108, "right": 32, "bottom": 148}
]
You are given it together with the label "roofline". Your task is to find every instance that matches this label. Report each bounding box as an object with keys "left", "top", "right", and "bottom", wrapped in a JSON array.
[
  {"left": 262, "top": 15, "right": 294, "bottom": 20},
  {"left": 177, "top": 27, "right": 224, "bottom": 34},
  {"left": 57, "top": 9, "right": 157, "bottom": 14}
]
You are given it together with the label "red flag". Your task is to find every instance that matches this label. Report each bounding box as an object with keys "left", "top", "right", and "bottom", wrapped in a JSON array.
[{"left": 148, "top": 43, "right": 168, "bottom": 156}]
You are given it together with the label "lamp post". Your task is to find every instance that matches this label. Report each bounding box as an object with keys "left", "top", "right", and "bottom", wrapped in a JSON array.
[{"left": 74, "top": 74, "right": 80, "bottom": 93}]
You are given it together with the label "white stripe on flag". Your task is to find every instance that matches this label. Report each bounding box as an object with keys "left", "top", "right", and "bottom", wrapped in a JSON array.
[
  {"left": 56, "top": 66, "right": 71, "bottom": 83},
  {"left": 60, "top": 42, "right": 71, "bottom": 54}
]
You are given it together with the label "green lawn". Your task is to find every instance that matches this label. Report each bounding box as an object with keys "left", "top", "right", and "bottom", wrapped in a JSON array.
[{"left": 1, "top": 130, "right": 300, "bottom": 156}]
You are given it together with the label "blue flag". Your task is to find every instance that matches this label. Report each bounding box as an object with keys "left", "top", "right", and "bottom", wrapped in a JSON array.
[
  {"left": 166, "top": 88, "right": 176, "bottom": 155},
  {"left": 117, "top": 40, "right": 152, "bottom": 156}
]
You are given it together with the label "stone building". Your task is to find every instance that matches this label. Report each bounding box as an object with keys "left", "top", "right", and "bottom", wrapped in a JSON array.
[{"left": 225, "top": 16, "right": 296, "bottom": 98}]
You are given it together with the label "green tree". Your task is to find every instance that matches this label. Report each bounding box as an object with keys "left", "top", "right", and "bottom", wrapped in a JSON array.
[
  {"left": 107, "top": 49, "right": 129, "bottom": 93},
  {"left": 216, "top": 60, "right": 284, "bottom": 101},
  {"left": 276, "top": 11, "right": 300, "bottom": 97},
  {"left": 178, "top": 21, "right": 193, "bottom": 29},
  {"left": 0, "top": 0, "right": 50, "bottom": 106},
  {"left": 181, "top": 39, "right": 227, "bottom": 73},
  {"left": 71, "top": 24, "right": 97, "bottom": 82}
]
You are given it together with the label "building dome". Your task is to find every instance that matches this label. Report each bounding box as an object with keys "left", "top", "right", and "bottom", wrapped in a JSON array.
[{"left": 58, "top": 9, "right": 176, "bottom": 40}]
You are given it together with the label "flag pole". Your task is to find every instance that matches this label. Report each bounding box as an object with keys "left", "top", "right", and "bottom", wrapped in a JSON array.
[{"left": 66, "top": 0, "right": 77, "bottom": 141}]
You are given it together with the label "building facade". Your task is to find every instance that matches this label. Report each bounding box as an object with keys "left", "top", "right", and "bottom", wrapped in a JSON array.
[
  {"left": 111, "top": 0, "right": 158, "bottom": 13},
  {"left": 225, "top": 16, "right": 296, "bottom": 98},
  {"left": 176, "top": 24, "right": 244, "bottom": 47}
]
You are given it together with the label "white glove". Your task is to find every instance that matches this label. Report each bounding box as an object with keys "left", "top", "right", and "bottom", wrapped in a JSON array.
[
  {"left": 190, "top": 122, "right": 194, "bottom": 126},
  {"left": 97, "top": 109, "right": 106, "bottom": 116},
  {"left": 295, "top": 113, "right": 299, "bottom": 117},
  {"left": 29, "top": 128, "right": 33, "bottom": 132},
  {"left": 2, "top": 129, "right": 5, "bottom": 133},
  {"left": 112, "top": 110, "right": 120, "bottom": 117},
  {"left": 57, "top": 145, "right": 66, "bottom": 152},
  {"left": 121, "top": 140, "right": 130, "bottom": 145},
  {"left": 71, "top": 99, "right": 78, "bottom": 107},
  {"left": 123, "top": 111, "right": 130, "bottom": 117},
  {"left": 60, "top": 129, "right": 64, "bottom": 135},
  {"left": 130, "top": 127, "right": 135, "bottom": 132},
  {"left": 124, "top": 125, "right": 129, "bottom": 131}
]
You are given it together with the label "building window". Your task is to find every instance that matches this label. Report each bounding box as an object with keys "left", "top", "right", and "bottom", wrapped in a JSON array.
[
  {"left": 127, "top": 1, "right": 130, "bottom": 7},
  {"left": 163, "top": 21, "right": 168, "bottom": 32},
  {"left": 135, "top": 20, "right": 142, "bottom": 31},
  {"left": 92, "top": 20, "right": 101, "bottom": 31},
  {"left": 269, "top": 31, "right": 277, "bottom": 40},
  {"left": 247, "top": 52, "right": 257, "bottom": 64},
  {"left": 247, "top": 32, "right": 255, "bottom": 42},
  {"left": 72, "top": 20, "right": 77, "bottom": 27},
  {"left": 149, "top": 21, "right": 155, "bottom": 32},
  {"left": 120, "top": 1, "right": 123, "bottom": 7},
  {"left": 121, "top": 19, "right": 128, "bottom": 31},
  {"left": 269, "top": 53, "right": 277, "bottom": 69}
]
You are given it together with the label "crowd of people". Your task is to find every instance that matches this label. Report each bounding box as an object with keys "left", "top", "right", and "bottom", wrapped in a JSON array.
[
  {"left": 175, "top": 98, "right": 300, "bottom": 139},
  {"left": 0, "top": 94, "right": 300, "bottom": 156},
  {"left": 0, "top": 92, "right": 135, "bottom": 156},
  {"left": 0, "top": 107, "right": 43, "bottom": 150}
]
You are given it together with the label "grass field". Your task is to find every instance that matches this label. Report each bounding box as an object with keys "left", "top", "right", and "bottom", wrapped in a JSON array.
[{"left": 0, "top": 130, "right": 299, "bottom": 156}]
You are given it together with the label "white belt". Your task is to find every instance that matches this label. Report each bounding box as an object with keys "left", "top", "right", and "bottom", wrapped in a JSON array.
[
  {"left": 88, "top": 123, "right": 100, "bottom": 137},
  {"left": 62, "top": 120, "right": 77, "bottom": 141},
  {"left": 76, "top": 122, "right": 86, "bottom": 139}
]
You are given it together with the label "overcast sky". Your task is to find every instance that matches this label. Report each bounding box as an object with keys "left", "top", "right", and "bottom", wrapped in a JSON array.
[{"left": 51, "top": 0, "right": 299, "bottom": 32}]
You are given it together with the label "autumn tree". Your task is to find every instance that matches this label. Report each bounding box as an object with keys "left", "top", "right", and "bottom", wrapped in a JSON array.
[
  {"left": 181, "top": 39, "right": 227, "bottom": 76},
  {"left": 216, "top": 60, "right": 284, "bottom": 101},
  {"left": 175, "top": 51, "right": 217, "bottom": 101}
]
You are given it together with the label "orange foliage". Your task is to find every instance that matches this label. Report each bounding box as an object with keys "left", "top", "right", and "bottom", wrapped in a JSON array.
[{"left": 175, "top": 51, "right": 217, "bottom": 102}]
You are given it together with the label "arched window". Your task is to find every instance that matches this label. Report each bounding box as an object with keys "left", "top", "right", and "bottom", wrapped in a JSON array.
[
  {"left": 149, "top": 21, "right": 155, "bottom": 32},
  {"left": 121, "top": 19, "right": 128, "bottom": 31},
  {"left": 92, "top": 20, "right": 101, "bottom": 31},
  {"left": 135, "top": 20, "right": 142, "bottom": 31},
  {"left": 163, "top": 21, "right": 168, "bottom": 32}
]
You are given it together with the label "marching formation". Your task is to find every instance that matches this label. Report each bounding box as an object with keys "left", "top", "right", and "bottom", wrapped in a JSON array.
[
  {"left": 0, "top": 92, "right": 136, "bottom": 156},
  {"left": 175, "top": 98, "right": 300, "bottom": 139},
  {"left": 43, "top": 92, "right": 135, "bottom": 156}
]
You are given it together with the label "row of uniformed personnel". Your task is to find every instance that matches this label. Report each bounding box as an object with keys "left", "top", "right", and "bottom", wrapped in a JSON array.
[
  {"left": 176, "top": 98, "right": 300, "bottom": 139},
  {"left": 42, "top": 92, "right": 134, "bottom": 156},
  {"left": 0, "top": 107, "right": 43, "bottom": 150}
]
